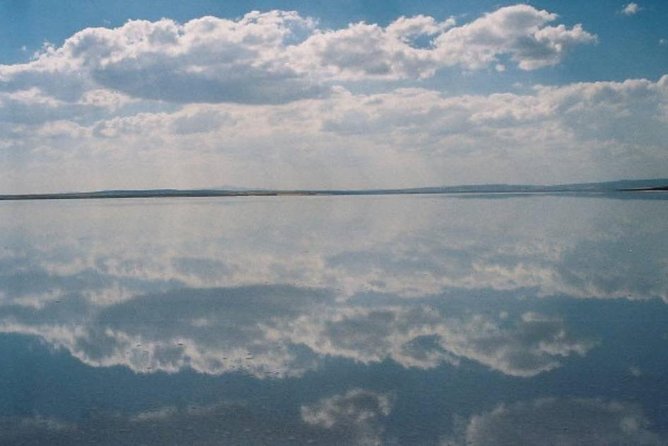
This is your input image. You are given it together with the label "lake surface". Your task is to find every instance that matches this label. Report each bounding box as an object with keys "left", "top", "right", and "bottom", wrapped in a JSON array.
[{"left": 0, "top": 194, "right": 666, "bottom": 445}]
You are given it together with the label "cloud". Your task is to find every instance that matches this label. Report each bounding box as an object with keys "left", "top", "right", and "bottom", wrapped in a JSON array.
[
  {"left": 321, "top": 77, "right": 668, "bottom": 147},
  {"left": 431, "top": 5, "right": 596, "bottom": 70},
  {"left": 458, "top": 398, "right": 664, "bottom": 445},
  {"left": 5, "top": 7, "right": 666, "bottom": 192},
  {"left": 289, "top": 16, "right": 455, "bottom": 80},
  {"left": 2, "top": 75, "right": 666, "bottom": 194},
  {"left": 0, "top": 5, "right": 594, "bottom": 107},
  {"left": 622, "top": 3, "right": 642, "bottom": 16},
  {"left": 0, "top": 11, "right": 326, "bottom": 105}
]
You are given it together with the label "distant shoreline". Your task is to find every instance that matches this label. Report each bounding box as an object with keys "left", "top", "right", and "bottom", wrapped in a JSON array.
[{"left": 0, "top": 184, "right": 665, "bottom": 202}]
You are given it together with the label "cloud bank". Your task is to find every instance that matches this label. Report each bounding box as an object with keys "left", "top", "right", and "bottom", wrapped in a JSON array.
[
  {"left": 2, "top": 75, "right": 667, "bottom": 192},
  {"left": 2, "top": 4, "right": 651, "bottom": 192},
  {"left": 0, "top": 6, "right": 595, "bottom": 105}
]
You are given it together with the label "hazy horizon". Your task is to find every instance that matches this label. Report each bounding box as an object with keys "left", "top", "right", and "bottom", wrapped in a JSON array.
[{"left": 1, "top": 177, "right": 667, "bottom": 198}]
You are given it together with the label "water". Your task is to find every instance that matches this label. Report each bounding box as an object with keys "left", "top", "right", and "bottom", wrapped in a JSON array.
[{"left": 0, "top": 195, "right": 666, "bottom": 445}]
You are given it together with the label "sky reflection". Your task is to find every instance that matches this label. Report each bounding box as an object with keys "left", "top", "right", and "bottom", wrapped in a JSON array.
[{"left": 0, "top": 195, "right": 666, "bottom": 444}]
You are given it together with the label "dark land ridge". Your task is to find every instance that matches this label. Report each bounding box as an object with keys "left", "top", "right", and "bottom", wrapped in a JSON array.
[{"left": 1, "top": 179, "right": 666, "bottom": 201}]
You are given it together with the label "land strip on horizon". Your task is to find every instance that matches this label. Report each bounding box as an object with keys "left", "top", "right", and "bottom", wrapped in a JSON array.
[{"left": 0, "top": 179, "right": 666, "bottom": 201}]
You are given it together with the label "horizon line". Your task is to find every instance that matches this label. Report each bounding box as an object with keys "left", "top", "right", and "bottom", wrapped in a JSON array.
[{"left": 1, "top": 178, "right": 667, "bottom": 202}]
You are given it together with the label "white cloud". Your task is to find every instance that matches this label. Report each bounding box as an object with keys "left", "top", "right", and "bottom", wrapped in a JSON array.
[
  {"left": 622, "top": 3, "right": 642, "bottom": 16},
  {"left": 0, "top": 11, "right": 325, "bottom": 105},
  {"left": 432, "top": 5, "right": 596, "bottom": 70},
  {"left": 0, "top": 5, "right": 594, "bottom": 108},
  {"left": 10, "top": 6, "right": 665, "bottom": 192},
  {"left": 289, "top": 16, "right": 455, "bottom": 80},
  {"left": 2, "top": 75, "right": 666, "bottom": 193}
]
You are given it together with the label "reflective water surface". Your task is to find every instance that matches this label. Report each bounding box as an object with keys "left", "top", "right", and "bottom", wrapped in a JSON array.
[{"left": 0, "top": 195, "right": 666, "bottom": 445}]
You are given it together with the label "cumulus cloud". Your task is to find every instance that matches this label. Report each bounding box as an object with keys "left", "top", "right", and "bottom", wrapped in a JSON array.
[
  {"left": 288, "top": 16, "right": 454, "bottom": 80},
  {"left": 622, "top": 3, "right": 642, "bottom": 16},
  {"left": 0, "top": 11, "right": 326, "bottom": 105},
  {"left": 431, "top": 4, "right": 596, "bottom": 70},
  {"left": 4, "top": 7, "right": 668, "bottom": 193},
  {"left": 290, "top": 5, "right": 595, "bottom": 77},
  {"left": 0, "top": 5, "right": 594, "bottom": 108}
]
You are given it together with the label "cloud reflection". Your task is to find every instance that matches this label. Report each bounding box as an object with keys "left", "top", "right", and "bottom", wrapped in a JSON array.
[
  {"left": 0, "top": 196, "right": 663, "bottom": 378},
  {"left": 1, "top": 196, "right": 665, "bottom": 308},
  {"left": 0, "top": 284, "right": 593, "bottom": 377},
  {"left": 3, "top": 394, "right": 663, "bottom": 445},
  {"left": 302, "top": 389, "right": 393, "bottom": 445},
  {"left": 451, "top": 398, "right": 665, "bottom": 446},
  {"left": 0, "top": 389, "right": 393, "bottom": 445}
]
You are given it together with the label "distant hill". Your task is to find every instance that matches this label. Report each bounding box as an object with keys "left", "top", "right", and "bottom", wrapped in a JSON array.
[
  {"left": 400, "top": 179, "right": 668, "bottom": 194},
  {"left": 0, "top": 179, "right": 666, "bottom": 201}
]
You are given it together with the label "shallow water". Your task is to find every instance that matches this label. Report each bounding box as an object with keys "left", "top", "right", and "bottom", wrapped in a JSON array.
[{"left": 0, "top": 195, "right": 666, "bottom": 445}]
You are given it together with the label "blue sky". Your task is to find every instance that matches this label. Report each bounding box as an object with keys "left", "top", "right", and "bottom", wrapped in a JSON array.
[{"left": 0, "top": 1, "right": 666, "bottom": 192}]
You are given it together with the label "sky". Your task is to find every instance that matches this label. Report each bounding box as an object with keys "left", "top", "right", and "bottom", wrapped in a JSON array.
[{"left": 0, "top": 0, "right": 666, "bottom": 192}]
